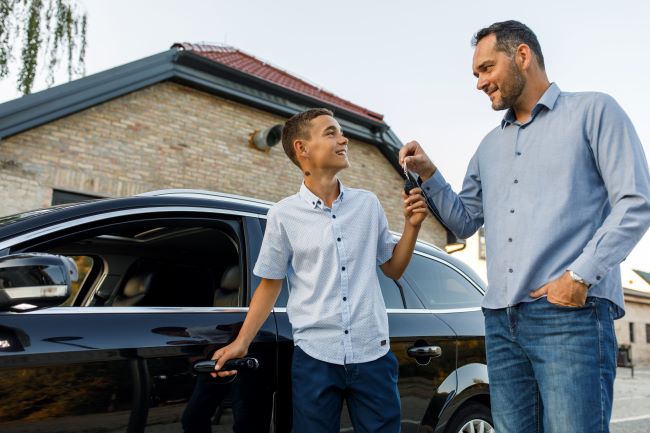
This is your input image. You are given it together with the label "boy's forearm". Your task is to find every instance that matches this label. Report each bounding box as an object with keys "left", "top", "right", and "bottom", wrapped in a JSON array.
[
  {"left": 381, "top": 223, "right": 421, "bottom": 279},
  {"left": 235, "top": 279, "right": 282, "bottom": 347}
]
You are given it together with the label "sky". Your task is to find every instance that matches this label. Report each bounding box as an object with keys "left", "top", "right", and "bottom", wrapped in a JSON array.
[{"left": 1, "top": 0, "right": 649, "bottom": 270}]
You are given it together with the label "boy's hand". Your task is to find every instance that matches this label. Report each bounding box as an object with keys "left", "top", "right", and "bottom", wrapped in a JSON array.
[
  {"left": 403, "top": 188, "right": 428, "bottom": 227},
  {"left": 210, "top": 339, "right": 248, "bottom": 378}
]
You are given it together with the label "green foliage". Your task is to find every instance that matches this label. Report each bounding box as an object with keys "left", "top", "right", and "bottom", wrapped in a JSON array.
[{"left": 0, "top": 0, "right": 87, "bottom": 95}]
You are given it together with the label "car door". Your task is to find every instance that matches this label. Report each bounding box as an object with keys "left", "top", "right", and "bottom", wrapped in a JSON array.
[
  {"left": 0, "top": 208, "right": 278, "bottom": 433},
  {"left": 401, "top": 251, "right": 488, "bottom": 433},
  {"left": 376, "top": 266, "right": 458, "bottom": 433}
]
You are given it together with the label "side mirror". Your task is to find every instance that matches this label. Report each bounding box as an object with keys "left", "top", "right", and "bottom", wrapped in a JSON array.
[{"left": 0, "top": 253, "right": 78, "bottom": 312}]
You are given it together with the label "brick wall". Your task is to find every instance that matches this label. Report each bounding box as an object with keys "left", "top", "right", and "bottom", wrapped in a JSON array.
[{"left": 0, "top": 81, "right": 446, "bottom": 246}]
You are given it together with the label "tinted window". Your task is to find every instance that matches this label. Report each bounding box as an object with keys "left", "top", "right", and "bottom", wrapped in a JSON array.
[
  {"left": 376, "top": 267, "right": 404, "bottom": 309},
  {"left": 405, "top": 254, "right": 483, "bottom": 309}
]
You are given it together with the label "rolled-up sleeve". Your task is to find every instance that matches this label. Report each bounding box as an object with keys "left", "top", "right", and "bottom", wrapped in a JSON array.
[
  {"left": 569, "top": 94, "right": 650, "bottom": 285},
  {"left": 253, "top": 207, "right": 292, "bottom": 279}
]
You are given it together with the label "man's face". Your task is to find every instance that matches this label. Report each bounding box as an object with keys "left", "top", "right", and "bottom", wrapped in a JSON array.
[
  {"left": 300, "top": 115, "right": 349, "bottom": 171},
  {"left": 472, "top": 34, "right": 526, "bottom": 111}
]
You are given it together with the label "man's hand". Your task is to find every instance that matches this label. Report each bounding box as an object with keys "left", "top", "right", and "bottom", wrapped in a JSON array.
[
  {"left": 399, "top": 140, "right": 437, "bottom": 181},
  {"left": 530, "top": 271, "right": 588, "bottom": 307},
  {"left": 403, "top": 188, "right": 428, "bottom": 227},
  {"left": 210, "top": 339, "right": 248, "bottom": 378}
]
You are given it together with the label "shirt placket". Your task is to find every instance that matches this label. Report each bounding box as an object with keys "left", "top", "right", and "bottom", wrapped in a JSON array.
[
  {"left": 505, "top": 124, "right": 523, "bottom": 304},
  {"left": 330, "top": 199, "right": 353, "bottom": 363}
]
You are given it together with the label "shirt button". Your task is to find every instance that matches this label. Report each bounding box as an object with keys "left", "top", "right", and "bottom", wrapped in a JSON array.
[
  {"left": 508, "top": 238, "right": 513, "bottom": 242},
  {"left": 332, "top": 215, "right": 336, "bottom": 219},
  {"left": 514, "top": 179, "right": 519, "bottom": 184},
  {"left": 317, "top": 200, "right": 321, "bottom": 205},
  {"left": 344, "top": 330, "right": 349, "bottom": 334},
  {"left": 337, "top": 237, "right": 341, "bottom": 242},
  {"left": 342, "top": 266, "right": 346, "bottom": 271},
  {"left": 596, "top": 276, "right": 601, "bottom": 280},
  {"left": 312, "top": 201, "right": 315, "bottom": 205},
  {"left": 516, "top": 152, "right": 522, "bottom": 156},
  {"left": 508, "top": 268, "right": 514, "bottom": 273},
  {"left": 343, "top": 297, "right": 347, "bottom": 301},
  {"left": 510, "top": 209, "right": 515, "bottom": 214}
]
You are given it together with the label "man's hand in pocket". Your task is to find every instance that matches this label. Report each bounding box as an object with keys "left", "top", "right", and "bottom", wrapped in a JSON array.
[{"left": 530, "top": 271, "right": 588, "bottom": 307}]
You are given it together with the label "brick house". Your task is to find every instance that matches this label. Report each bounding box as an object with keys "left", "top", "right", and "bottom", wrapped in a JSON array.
[{"left": 0, "top": 43, "right": 449, "bottom": 247}]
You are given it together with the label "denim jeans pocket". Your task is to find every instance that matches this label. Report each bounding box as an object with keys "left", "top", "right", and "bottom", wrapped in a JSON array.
[{"left": 544, "top": 295, "right": 597, "bottom": 310}]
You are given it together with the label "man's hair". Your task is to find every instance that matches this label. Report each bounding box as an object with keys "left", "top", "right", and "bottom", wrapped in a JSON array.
[
  {"left": 472, "top": 20, "right": 545, "bottom": 70},
  {"left": 281, "top": 108, "right": 334, "bottom": 168}
]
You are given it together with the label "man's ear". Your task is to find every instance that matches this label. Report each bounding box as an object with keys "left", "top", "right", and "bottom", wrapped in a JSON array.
[{"left": 515, "top": 43, "right": 532, "bottom": 71}]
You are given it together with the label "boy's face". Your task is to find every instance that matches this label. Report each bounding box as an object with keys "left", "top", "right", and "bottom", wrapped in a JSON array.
[{"left": 298, "top": 115, "right": 349, "bottom": 172}]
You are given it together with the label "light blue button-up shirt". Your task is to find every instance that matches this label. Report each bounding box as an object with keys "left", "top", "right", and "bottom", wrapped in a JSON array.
[
  {"left": 253, "top": 181, "right": 397, "bottom": 364},
  {"left": 422, "top": 83, "right": 650, "bottom": 316}
]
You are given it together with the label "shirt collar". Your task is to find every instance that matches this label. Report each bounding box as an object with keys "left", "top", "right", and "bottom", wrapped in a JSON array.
[
  {"left": 299, "top": 180, "right": 347, "bottom": 209},
  {"left": 501, "top": 82, "right": 561, "bottom": 129}
]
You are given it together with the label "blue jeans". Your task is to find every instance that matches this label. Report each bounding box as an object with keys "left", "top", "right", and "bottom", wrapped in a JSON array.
[
  {"left": 483, "top": 296, "right": 618, "bottom": 433},
  {"left": 291, "top": 346, "right": 401, "bottom": 433}
]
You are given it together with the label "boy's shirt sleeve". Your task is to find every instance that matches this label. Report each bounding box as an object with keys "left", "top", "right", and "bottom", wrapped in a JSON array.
[
  {"left": 253, "top": 206, "right": 292, "bottom": 279},
  {"left": 375, "top": 196, "right": 398, "bottom": 265}
]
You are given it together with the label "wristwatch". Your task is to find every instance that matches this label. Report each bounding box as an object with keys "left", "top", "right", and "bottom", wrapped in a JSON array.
[{"left": 569, "top": 270, "right": 591, "bottom": 288}]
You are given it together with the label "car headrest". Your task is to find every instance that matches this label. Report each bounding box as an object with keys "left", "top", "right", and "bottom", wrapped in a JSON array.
[
  {"left": 123, "top": 272, "right": 154, "bottom": 298},
  {"left": 220, "top": 266, "right": 240, "bottom": 293}
]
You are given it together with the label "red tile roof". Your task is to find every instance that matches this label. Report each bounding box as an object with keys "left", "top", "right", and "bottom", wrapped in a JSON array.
[{"left": 172, "top": 43, "right": 384, "bottom": 122}]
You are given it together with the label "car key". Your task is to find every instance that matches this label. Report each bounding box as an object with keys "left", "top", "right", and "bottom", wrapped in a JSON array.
[
  {"left": 403, "top": 161, "right": 419, "bottom": 194},
  {"left": 193, "top": 357, "right": 259, "bottom": 374}
]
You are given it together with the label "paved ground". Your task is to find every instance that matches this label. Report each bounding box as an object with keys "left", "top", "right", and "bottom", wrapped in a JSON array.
[{"left": 611, "top": 366, "right": 650, "bottom": 433}]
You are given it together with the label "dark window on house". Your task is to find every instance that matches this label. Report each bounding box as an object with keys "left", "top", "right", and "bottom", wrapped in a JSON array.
[
  {"left": 51, "top": 189, "right": 101, "bottom": 205},
  {"left": 646, "top": 324, "right": 650, "bottom": 344},
  {"left": 478, "top": 226, "right": 486, "bottom": 260},
  {"left": 630, "top": 322, "right": 635, "bottom": 343}
]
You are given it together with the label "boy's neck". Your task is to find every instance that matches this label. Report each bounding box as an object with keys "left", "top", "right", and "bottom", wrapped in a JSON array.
[{"left": 303, "top": 172, "right": 340, "bottom": 208}]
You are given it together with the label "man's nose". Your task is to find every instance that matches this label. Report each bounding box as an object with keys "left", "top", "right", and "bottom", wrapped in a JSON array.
[
  {"left": 339, "top": 135, "right": 348, "bottom": 145},
  {"left": 476, "top": 76, "right": 488, "bottom": 92}
]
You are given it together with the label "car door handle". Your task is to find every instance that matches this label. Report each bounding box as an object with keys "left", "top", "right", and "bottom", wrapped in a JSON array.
[
  {"left": 193, "top": 357, "right": 260, "bottom": 374},
  {"left": 407, "top": 346, "right": 442, "bottom": 358}
]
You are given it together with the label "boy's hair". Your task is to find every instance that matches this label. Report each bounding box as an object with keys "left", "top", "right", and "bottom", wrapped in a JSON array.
[{"left": 282, "top": 108, "right": 334, "bottom": 168}]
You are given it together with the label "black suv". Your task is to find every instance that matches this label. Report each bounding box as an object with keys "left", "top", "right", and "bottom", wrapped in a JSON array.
[{"left": 0, "top": 190, "right": 492, "bottom": 433}]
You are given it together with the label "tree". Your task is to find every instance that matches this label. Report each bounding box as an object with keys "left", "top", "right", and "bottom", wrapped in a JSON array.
[{"left": 0, "top": 0, "right": 87, "bottom": 95}]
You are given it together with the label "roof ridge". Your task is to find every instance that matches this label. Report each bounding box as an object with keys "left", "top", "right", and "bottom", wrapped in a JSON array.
[{"left": 171, "top": 42, "right": 384, "bottom": 122}]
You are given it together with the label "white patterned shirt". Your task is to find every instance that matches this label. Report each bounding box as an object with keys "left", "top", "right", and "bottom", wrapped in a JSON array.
[{"left": 253, "top": 181, "right": 397, "bottom": 364}]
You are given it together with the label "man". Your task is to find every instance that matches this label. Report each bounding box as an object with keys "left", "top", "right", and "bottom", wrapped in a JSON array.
[
  {"left": 212, "top": 108, "right": 428, "bottom": 432},
  {"left": 400, "top": 20, "right": 650, "bottom": 433}
]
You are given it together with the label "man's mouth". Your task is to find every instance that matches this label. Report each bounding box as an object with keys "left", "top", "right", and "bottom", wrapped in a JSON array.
[{"left": 335, "top": 149, "right": 347, "bottom": 156}]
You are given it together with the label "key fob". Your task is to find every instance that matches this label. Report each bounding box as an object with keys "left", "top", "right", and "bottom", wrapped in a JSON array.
[{"left": 404, "top": 172, "right": 419, "bottom": 194}]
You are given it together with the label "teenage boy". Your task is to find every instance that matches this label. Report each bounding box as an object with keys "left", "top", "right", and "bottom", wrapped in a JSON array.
[{"left": 212, "top": 108, "right": 427, "bottom": 432}]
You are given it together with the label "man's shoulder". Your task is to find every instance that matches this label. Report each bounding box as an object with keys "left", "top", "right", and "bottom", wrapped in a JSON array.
[{"left": 557, "top": 90, "right": 617, "bottom": 109}]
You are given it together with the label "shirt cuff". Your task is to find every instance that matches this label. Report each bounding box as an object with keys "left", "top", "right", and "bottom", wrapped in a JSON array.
[
  {"left": 419, "top": 170, "right": 448, "bottom": 197},
  {"left": 568, "top": 256, "right": 607, "bottom": 287}
]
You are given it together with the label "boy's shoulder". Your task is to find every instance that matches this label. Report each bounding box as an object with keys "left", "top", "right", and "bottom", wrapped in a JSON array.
[
  {"left": 268, "top": 193, "right": 301, "bottom": 216},
  {"left": 343, "top": 186, "right": 379, "bottom": 202}
]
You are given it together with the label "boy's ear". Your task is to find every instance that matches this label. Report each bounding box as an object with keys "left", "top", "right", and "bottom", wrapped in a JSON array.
[{"left": 294, "top": 139, "right": 309, "bottom": 160}]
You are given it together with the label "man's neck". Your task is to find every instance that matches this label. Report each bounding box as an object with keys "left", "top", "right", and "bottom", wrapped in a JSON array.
[
  {"left": 303, "top": 172, "right": 340, "bottom": 208},
  {"left": 513, "top": 79, "right": 551, "bottom": 124}
]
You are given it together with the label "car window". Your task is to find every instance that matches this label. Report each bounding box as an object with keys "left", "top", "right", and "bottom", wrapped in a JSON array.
[
  {"left": 376, "top": 267, "right": 404, "bottom": 309},
  {"left": 404, "top": 253, "right": 483, "bottom": 309},
  {"left": 60, "top": 256, "right": 95, "bottom": 306},
  {"left": 22, "top": 218, "right": 243, "bottom": 308}
]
